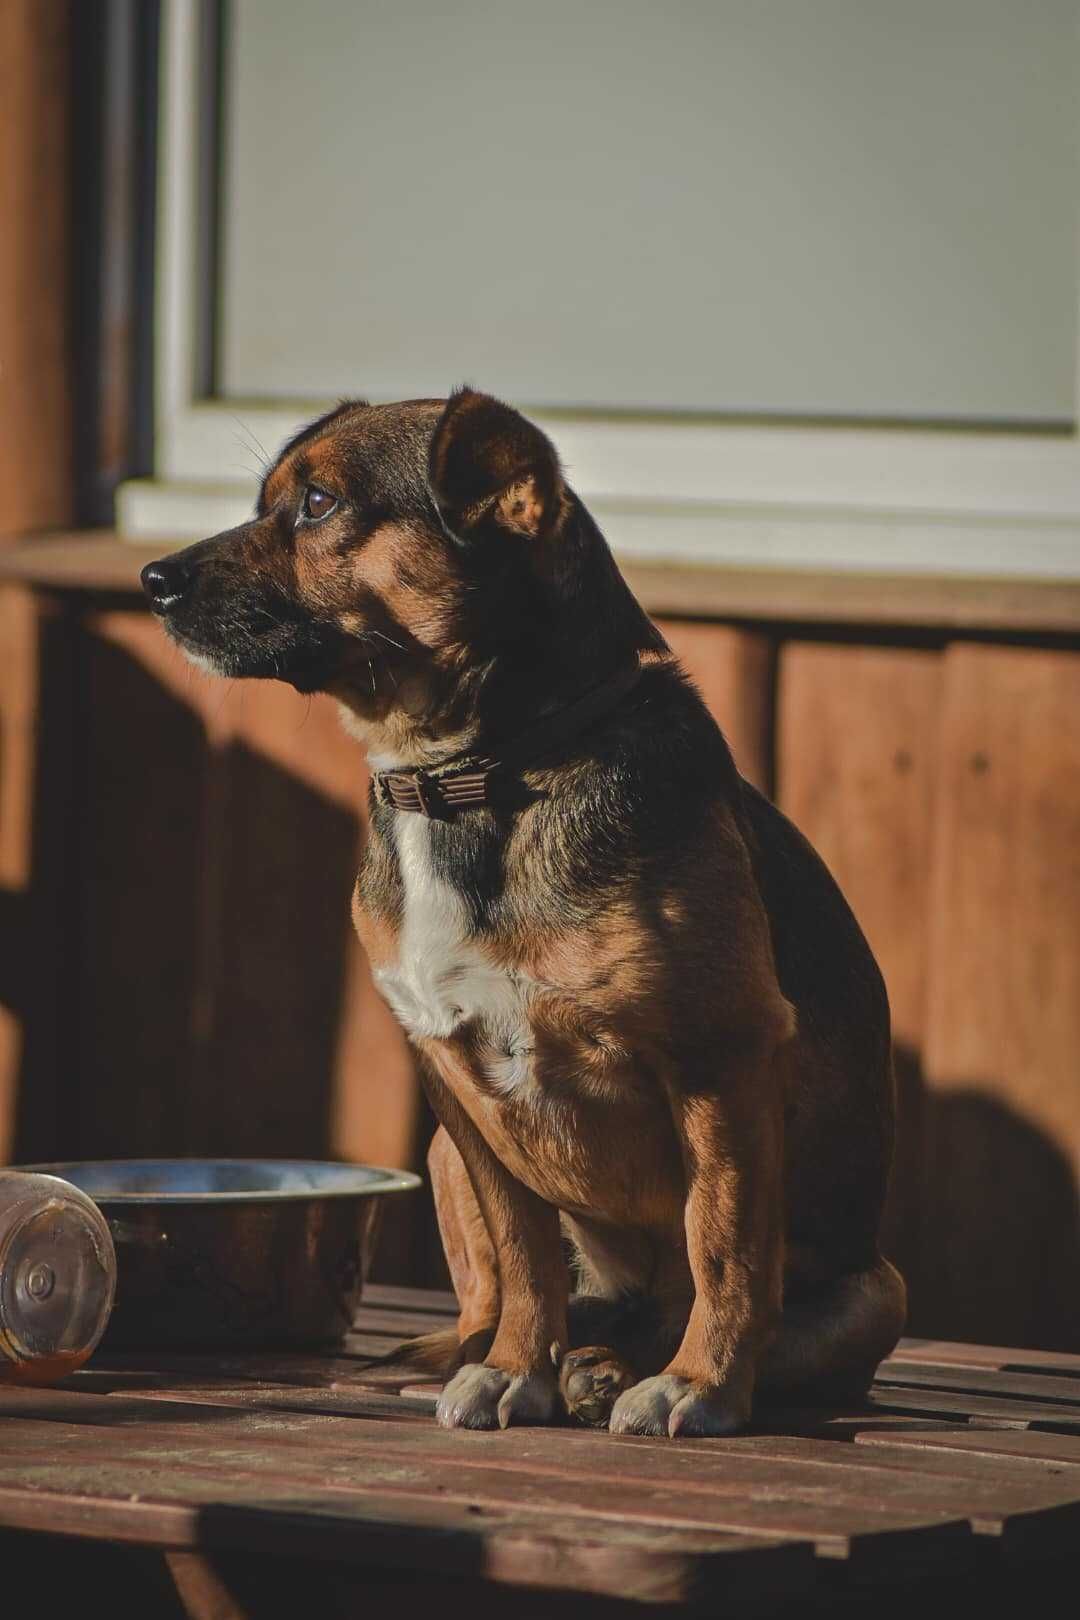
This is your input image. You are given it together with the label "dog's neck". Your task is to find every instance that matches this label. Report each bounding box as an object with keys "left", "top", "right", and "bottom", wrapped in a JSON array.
[
  {"left": 341, "top": 652, "right": 648, "bottom": 775},
  {"left": 336, "top": 501, "right": 666, "bottom": 772}
]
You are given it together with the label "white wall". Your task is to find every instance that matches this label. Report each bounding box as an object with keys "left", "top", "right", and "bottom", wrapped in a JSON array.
[{"left": 219, "top": 0, "right": 1078, "bottom": 424}]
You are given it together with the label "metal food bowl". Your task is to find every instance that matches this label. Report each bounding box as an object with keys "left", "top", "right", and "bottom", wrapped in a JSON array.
[{"left": 17, "top": 1159, "right": 421, "bottom": 1351}]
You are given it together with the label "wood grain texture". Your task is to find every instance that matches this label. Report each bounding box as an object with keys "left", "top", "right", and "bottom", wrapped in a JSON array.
[
  {"left": 0, "top": 2, "right": 72, "bottom": 536},
  {"left": 776, "top": 644, "right": 942, "bottom": 1319},
  {"left": 922, "top": 645, "right": 1080, "bottom": 1352},
  {"left": 0, "top": 590, "right": 81, "bottom": 1162},
  {"left": 72, "top": 611, "right": 418, "bottom": 1173},
  {"left": 2, "top": 1292, "right": 1080, "bottom": 1611},
  {"left": 657, "top": 619, "right": 772, "bottom": 791},
  {"left": 6, "top": 535, "right": 1080, "bottom": 634},
  {"left": 0, "top": 588, "right": 39, "bottom": 1157}
]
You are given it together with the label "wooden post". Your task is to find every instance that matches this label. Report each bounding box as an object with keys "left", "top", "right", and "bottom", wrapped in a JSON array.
[
  {"left": 0, "top": 0, "right": 72, "bottom": 536},
  {"left": 0, "top": 1, "right": 73, "bottom": 1158}
]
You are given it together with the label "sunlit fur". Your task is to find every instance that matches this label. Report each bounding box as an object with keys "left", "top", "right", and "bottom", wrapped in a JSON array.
[{"left": 143, "top": 389, "right": 906, "bottom": 1437}]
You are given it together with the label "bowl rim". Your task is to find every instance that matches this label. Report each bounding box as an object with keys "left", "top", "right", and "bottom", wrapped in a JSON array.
[{"left": 15, "top": 1157, "right": 423, "bottom": 1205}]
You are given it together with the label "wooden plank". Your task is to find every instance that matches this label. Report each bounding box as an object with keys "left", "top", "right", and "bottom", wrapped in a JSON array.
[
  {"left": 923, "top": 645, "right": 1080, "bottom": 1353},
  {"left": 892, "top": 1338, "right": 1080, "bottom": 1375},
  {"left": 348, "top": 1305, "right": 456, "bottom": 1338},
  {"left": 873, "top": 1363, "right": 1080, "bottom": 1409},
  {"left": 0, "top": 587, "right": 39, "bottom": 1156},
  {"left": 0, "top": 3, "right": 72, "bottom": 537},
  {"left": 657, "top": 619, "right": 772, "bottom": 790},
  {"left": 185, "top": 676, "right": 368, "bottom": 1161},
  {"left": 362, "top": 1284, "right": 458, "bottom": 1316},
  {"left": 0, "top": 1469, "right": 814, "bottom": 1609},
  {"left": 0, "top": 1419, "right": 975, "bottom": 1576},
  {"left": 854, "top": 1427, "right": 1080, "bottom": 1470},
  {"left": 857, "top": 1387, "right": 1080, "bottom": 1434},
  {"left": 776, "top": 643, "right": 942, "bottom": 1298},
  {"left": 719, "top": 1429, "right": 1079, "bottom": 1482},
  {"left": 61, "top": 606, "right": 429, "bottom": 1277},
  {"left": 620, "top": 558, "right": 1080, "bottom": 636},
  {"left": 2, "top": 1394, "right": 1076, "bottom": 1561},
  {"left": 85, "top": 1347, "right": 436, "bottom": 1392},
  {"left": 71, "top": 611, "right": 215, "bottom": 1156},
  {"left": 7, "top": 537, "right": 1080, "bottom": 635},
  {"left": 777, "top": 643, "right": 940, "bottom": 1050},
  {"left": 0, "top": 592, "right": 82, "bottom": 1160}
]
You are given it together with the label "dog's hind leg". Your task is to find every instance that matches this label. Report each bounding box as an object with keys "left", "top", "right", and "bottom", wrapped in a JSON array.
[
  {"left": 363, "top": 1127, "right": 500, "bottom": 1382},
  {"left": 757, "top": 1256, "right": 907, "bottom": 1404}
]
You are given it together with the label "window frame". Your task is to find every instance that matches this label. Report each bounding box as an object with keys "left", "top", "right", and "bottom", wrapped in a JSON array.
[{"left": 118, "top": 0, "right": 1080, "bottom": 580}]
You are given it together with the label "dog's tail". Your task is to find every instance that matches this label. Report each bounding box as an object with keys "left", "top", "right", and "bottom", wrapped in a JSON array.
[{"left": 354, "top": 1328, "right": 462, "bottom": 1383}]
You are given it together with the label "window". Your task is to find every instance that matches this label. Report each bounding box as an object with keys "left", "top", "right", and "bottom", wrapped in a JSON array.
[{"left": 120, "top": 0, "right": 1080, "bottom": 579}]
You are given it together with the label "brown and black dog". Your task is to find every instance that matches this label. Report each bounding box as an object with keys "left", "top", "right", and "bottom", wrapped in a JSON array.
[{"left": 142, "top": 390, "right": 906, "bottom": 1437}]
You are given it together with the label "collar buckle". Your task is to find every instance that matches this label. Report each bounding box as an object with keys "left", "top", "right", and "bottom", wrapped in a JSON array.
[{"left": 376, "top": 763, "right": 493, "bottom": 819}]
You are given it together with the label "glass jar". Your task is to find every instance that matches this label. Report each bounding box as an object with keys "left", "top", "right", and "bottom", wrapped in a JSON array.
[{"left": 0, "top": 1170, "right": 116, "bottom": 1384}]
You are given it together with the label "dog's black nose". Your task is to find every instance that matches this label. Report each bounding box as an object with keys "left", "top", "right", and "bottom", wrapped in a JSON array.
[{"left": 140, "top": 557, "right": 190, "bottom": 615}]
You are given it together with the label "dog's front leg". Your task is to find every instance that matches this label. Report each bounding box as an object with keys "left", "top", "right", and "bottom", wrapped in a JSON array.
[
  {"left": 610, "top": 1050, "right": 784, "bottom": 1438},
  {"left": 425, "top": 1072, "right": 566, "bottom": 1431}
]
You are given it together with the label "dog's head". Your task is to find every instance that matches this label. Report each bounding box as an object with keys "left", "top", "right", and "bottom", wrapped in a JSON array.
[{"left": 142, "top": 389, "right": 648, "bottom": 760}]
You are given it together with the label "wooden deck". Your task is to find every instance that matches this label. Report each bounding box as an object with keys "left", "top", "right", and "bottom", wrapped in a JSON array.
[{"left": 2, "top": 1287, "right": 1080, "bottom": 1617}]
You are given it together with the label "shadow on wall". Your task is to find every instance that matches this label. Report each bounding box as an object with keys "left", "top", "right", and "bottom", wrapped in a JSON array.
[
  {"left": 1, "top": 605, "right": 444, "bottom": 1290},
  {"left": 1, "top": 611, "right": 1076, "bottom": 1346},
  {"left": 885, "top": 1044, "right": 1080, "bottom": 1353}
]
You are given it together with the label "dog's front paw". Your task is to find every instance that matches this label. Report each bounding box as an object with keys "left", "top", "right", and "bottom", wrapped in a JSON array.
[
  {"left": 559, "top": 1345, "right": 637, "bottom": 1428},
  {"left": 609, "top": 1374, "right": 749, "bottom": 1438},
  {"left": 436, "top": 1362, "right": 561, "bottom": 1431}
]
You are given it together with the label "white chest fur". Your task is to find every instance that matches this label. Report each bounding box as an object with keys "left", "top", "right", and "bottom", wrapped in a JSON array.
[{"left": 373, "top": 816, "right": 536, "bottom": 1093}]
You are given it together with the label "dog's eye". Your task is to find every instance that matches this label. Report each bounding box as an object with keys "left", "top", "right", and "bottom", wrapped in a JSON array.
[{"left": 300, "top": 486, "right": 338, "bottom": 523}]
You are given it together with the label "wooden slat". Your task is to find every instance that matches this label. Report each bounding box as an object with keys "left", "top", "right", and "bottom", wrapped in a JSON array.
[
  {"left": 58, "top": 607, "right": 429, "bottom": 1276},
  {"left": 348, "top": 1305, "right": 456, "bottom": 1338},
  {"left": 361, "top": 1284, "right": 458, "bottom": 1316},
  {"left": 0, "top": 593, "right": 81, "bottom": 1160},
  {"left": 874, "top": 1364, "right": 1080, "bottom": 1408},
  {"left": 923, "top": 645, "right": 1080, "bottom": 1352},
  {"left": 0, "top": 1417, "right": 974, "bottom": 1577},
  {"left": 72, "top": 611, "right": 216, "bottom": 1154},
  {"left": 0, "top": 3, "right": 72, "bottom": 538},
  {"left": 857, "top": 1387, "right": 1080, "bottom": 1434},
  {"left": 721, "top": 1429, "right": 1078, "bottom": 1481},
  {"left": 2, "top": 1394, "right": 1075, "bottom": 1559},
  {"left": 854, "top": 1427, "right": 1080, "bottom": 1470},
  {"left": 0, "top": 1465, "right": 814, "bottom": 1608},
  {"left": 0, "top": 587, "right": 39, "bottom": 1156},
  {"left": 6, "top": 1293, "right": 1080, "bottom": 1603},
  {"left": 7, "top": 537, "right": 1080, "bottom": 635},
  {"left": 776, "top": 643, "right": 942, "bottom": 1301},
  {"left": 657, "top": 620, "right": 772, "bottom": 790},
  {"left": 893, "top": 1338, "right": 1080, "bottom": 1375}
]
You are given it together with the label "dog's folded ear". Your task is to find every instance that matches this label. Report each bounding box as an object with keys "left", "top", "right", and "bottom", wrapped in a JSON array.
[{"left": 429, "top": 388, "right": 568, "bottom": 543}]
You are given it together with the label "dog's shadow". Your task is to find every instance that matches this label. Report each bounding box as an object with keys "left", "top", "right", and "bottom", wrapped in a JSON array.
[{"left": 884, "top": 1044, "right": 1080, "bottom": 1352}]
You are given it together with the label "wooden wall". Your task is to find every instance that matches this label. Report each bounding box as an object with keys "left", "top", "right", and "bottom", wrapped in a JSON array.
[
  {"left": 778, "top": 640, "right": 1080, "bottom": 1351},
  {"left": 2, "top": 591, "right": 1078, "bottom": 1350},
  {"left": 0, "top": 1, "right": 72, "bottom": 1160}
]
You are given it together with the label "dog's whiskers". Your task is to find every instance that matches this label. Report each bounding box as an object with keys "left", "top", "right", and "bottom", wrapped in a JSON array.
[
  {"left": 230, "top": 415, "right": 271, "bottom": 476},
  {"left": 364, "top": 628, "right": 406, "bottom": 653}
]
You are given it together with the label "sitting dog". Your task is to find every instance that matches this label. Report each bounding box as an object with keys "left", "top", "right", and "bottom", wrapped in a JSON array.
[{"left": 142, "top": 389, "right": 906, "bottom": 1437}]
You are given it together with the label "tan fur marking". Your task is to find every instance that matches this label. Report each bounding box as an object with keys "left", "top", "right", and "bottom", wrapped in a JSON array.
[{"left": 496, "top": 476, "right": 546, "bottom": 537}]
